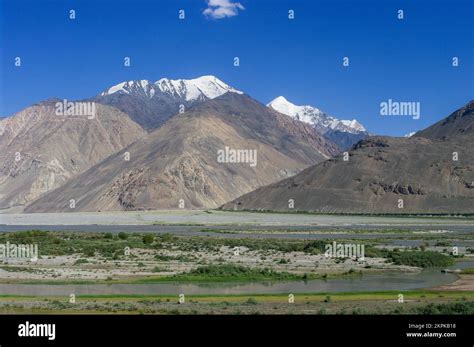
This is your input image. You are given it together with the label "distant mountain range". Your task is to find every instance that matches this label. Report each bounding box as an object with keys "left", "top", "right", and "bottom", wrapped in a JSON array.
[
  {"left": 221, "top": 101, "right": 474, "bottom": 214},
  {"left": 25, "top": 92, "right": 337, "bottom": 212},
  {"left": 92, "top": 76, "right": 242, "bottom": 130},
  {"left": 267, "top": 96, "right": 368, "bottom": 150},
  {"left": 93, "top": 76, "right": 367, "bottom": 150},
  {"left": 1, "top": 76, "right": 350, "bottom": 212},
  {"left": 3, "top": 74, "right": 470, "bottom": 214}
]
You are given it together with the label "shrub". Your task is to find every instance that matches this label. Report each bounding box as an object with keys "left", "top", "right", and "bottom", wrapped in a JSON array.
[
  {"left": 388, "top": 251, "right": 454, "bottom": 268},
  {"left": 142, "top": 234, "right": 154, "bottom": 245},
  {"left": 245, "top": 298, "right": 258, "bottom": 305},
  {"left": 413, "top": 302, "right": 474, "bottom": 315},
  {"left": 118, "top": 232, "right": 129, "bottom": 240}
]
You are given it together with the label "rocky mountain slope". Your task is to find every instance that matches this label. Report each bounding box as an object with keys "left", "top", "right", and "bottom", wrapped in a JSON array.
[
  {"left": 221, "top": 101, "right": 474, "bottom": 214},
  {"left": 415, "top": 101, "right": 474, "bottom": 139},
  {"left": 0, "top": 102, "right": 146, "bottom": 210},
  {"left": 25, "top": 93, "right": 338, "bottom": 212},
  {"left": 93, "top": 75, "right": 242, "bottom": 130}
]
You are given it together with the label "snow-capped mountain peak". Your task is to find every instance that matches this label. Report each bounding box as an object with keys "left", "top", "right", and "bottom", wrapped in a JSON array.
[
  {"left": 267, "top": 96, "right": 367, "bottom": 135},
  {"left": 338, "top": 119, "right": 366, "bottom": 133},
  {"left": 101, "top": 80, "right": 154, "bottom": 97},
  {"left": 267, "top": 96, "right": 325, "bottom": 124},
  {"left": 100, "top": 75, "right": 242, "bottom": 101},
  {"left": 154, "top": 75, "right": 242, "bottom": 101}
]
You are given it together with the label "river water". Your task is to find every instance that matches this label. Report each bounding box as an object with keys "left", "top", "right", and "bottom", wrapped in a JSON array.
[{"left": 1, "top": 261, "right": 471, "bottom": 296}]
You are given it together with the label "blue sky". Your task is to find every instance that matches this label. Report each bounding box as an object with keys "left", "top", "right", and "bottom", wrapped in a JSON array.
[{"left": 1, "top": 0, "right": 472, "bottom": 136}]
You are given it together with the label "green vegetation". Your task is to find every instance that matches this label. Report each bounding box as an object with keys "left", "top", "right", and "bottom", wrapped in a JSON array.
[
  {"left": 0, "top": 291, "right": 472, "bottom": 315},
  {"left": 151, "top": 267, "right": 171, "bottom": 273},
  {"left": 434, "top": 241, "right": 451, "bottom": 247},
  {"left": 118, "top": 232, "right": 129, "bottom": 240},
  {"left": 176, "top": 236, "right": 303, "bottom": 253},
  {"left": 141, "top": 264, "right": 313, "bottom": 282},
  {"left": 364, "top": 247, "right": 455, "bottom": 268},
  {"left": 224, "top": 209, "right": 474, "bottom": 218},
  {"left": 408, "top": 301, "right": 474, "bottom": 315},
  {"left": 0, "top": 230, "right": 148, "bottom": 258},
  {"left": 0, "top": 231, "right": 457, "bottom": 269},
  {"left": 387, "top": 251, "right": 455, "bottom": 268},
  {"left": 142, "top": 234, "right": 154, "bottom": 245},
  {"left": 0, "top": 228, "right": 470, "bottom": 315},
  {"left": 245, "top": 297, "right": 258, "bottom": 305},
  {"left": 0, "top": 266, "right": 42, "bottom": 273}
]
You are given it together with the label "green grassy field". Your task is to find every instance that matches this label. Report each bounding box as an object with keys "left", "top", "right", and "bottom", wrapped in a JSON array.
[{"left": 0, "top": 290, "right": 473, "bottom": 314}]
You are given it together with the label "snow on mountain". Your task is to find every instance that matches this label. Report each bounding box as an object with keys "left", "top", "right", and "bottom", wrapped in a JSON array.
[
  {"left": 100, "top": 75, "right": 242, "bottom": 101},
  {"left": 267, "top": 96, "right": 366, "bottom": 135}
]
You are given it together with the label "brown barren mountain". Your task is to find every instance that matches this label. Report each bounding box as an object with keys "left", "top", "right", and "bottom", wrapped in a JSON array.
[
  {"left": 415, "top": 100, "right": 474, "bottom": 140},
  {"left": 0, "top": 102, "right": 146, "bottom": 210},
  {"left": 221, "top": 101, "right": 474, "bottom": 214},
  {"left": 25, "top": 93, "right": 339, "bottom": 212}
]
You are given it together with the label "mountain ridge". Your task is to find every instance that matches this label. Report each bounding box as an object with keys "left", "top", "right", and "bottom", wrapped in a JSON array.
[
  {"left": 0, "top": 103, "right": 146, "bottom": 210},
  {"left": 94, "top": 75, "right": 242, "bottom": 130},
  {"left": 25, "top": 92, "right": 338, "bottom": 212},
  {"left": 221, "top": 101, "right": 474, "bottom": 214},
  {"left": 267, "top": 96, "right": 368, "bottom": 150}
]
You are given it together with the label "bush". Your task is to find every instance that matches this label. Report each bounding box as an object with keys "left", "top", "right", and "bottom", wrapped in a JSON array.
[
  {"left": 171, "top": 264, "right": 305, "bottom": 281},
  {"left": 364, "top": 246, "right": 388, "bottom": 258},
  {"left": 303, "top": 240, "right": 327, "bottom": 254},
  {"left": 412, "top": 301, "right": 474, "bottom": 315},
  {"left": 245, "top": 298, "right": 258, "bottom": 305},
  {"left": 118, "top": 232, "right": 129, "bottom": 240},
  {"left": 142, "top": 234, "right": 154, "bottom": 245},
  {"left": 388, "top": 251, "right": 454, "bottom": 268}
]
